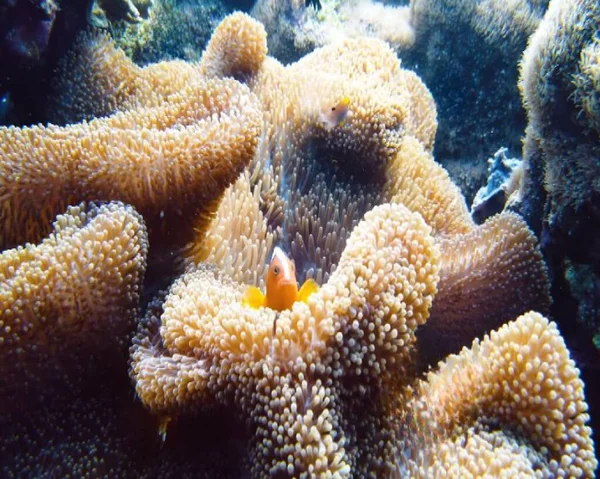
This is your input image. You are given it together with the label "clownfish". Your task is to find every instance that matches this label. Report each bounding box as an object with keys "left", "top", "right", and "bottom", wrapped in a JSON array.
[
  {"left": 242, "top": 247, "right": 319, "bottom": 312},
  {"left": 319, "top": 96, "right": 351, "bottom": 131}
]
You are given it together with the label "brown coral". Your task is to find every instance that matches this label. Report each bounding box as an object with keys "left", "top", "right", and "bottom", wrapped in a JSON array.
[
  {"left": 48, "top": 31, "right": 199, "bottom": 124},
  {"left": 0, "top": 10, "right": 580, "bottom": 478},
  {"left": 131, "top": 202, "right": 440, "bottom": 477},
  {"left": 199, "top": 11, "right": 268, "bottom": 81},
  {"left": 251, "top": 0, "right": 416, "bottom": 63},
  {"left": 0, "top": 68, "right": 262, "bottom": 252},
  {"left": 186, "top": 13, "right": 552, "bottom": 367},
  {"left": 517, "top": 0, "right": 600, "bottom": 362},
  {"left": 518, "top": 0, "right": 600, "bottom": 237},
  {"left": 384, "top": 136, "right": 473, "bottom": 236},
  {"left": 0, "top": 201, "right": 147, "bottom": 412},
  {"left": 186, "top": 11, "right": 444, "bottom": 284},
  {"left": 402, "top": 311, "right": 597, "bottom": 478},
  {"left": 419, "top": 211, "right": 552, "bottom": 367}
]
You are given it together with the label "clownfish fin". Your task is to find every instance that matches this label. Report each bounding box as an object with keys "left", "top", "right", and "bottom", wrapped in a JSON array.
[
  {"left": 298, "top": 278, "right": 319, "bottom": 303},
  {"left": 242, "top": 286, "right": 266, "bottom": 309},
  {"left": 158, "top": 415, "right": 172, "bottom": 444}
]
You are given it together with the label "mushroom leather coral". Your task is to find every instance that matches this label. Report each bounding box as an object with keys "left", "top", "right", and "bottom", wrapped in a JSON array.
[
  {"left": 131, "top": 202, "right": 440, "bottom": 477},
  {"left": 0, "top": 201, "right": 148, "bottom": 414},
  {"left": 420, "top": 211, "right": 552, "bottom": 366},
  {"left": 403, "top": 311, "right": 597, "bottom": 478},
  {"left": 0, "top": 57, "right": 262, "bottom": 252},
  {"left": 187, "top": 13, "right": 552, "bottom": 366}
]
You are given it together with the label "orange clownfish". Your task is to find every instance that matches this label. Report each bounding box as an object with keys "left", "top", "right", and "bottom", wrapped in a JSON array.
[
  {"left": 242, "top": 247, "right": 319, "bottom": 311},
  {"left": 319, "top": 96, "right": 351, "bottom": 131}
]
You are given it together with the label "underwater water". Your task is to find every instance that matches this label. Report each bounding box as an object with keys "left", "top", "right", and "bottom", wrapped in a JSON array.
[{"left": 0, "top": 0, "right": 599, "bottom": 477}]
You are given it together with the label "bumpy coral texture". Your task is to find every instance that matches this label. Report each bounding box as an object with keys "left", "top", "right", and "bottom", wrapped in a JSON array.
[
  {"left": 518, "top": 0, "right": 600, "bottom": 348},
  {"left": 0, "top": 35, "right": 262, "bottom": 252},
  {"left": 419, "top": 211, "right": 552, "bottom": 366},
  {"left": 402, "top": 311, "right": 597, "bottom": 478},
  {"left": 5, "top": 10, "right": 576, "bottom": 477},
  {"left": 199, "top": 11, "right": 268, "bottom": 80},
  {"left": 188, "top": 13, "right": 550, "bottom": 366},
  {"left": 251, "top": 0, "right": 415, "bottom": 64},
  {"left": 131, "top": 203, "right": 440, "bottom": 477},
  {"left": 188, "top": 12, "right": 454, "bottom": 285},
  {"left": 0, "top": 202, "right": 148, "bottom": 412},
  {"left": 410, "top": 0, "right": 548, "bottom": 47},
  {"left": 519, "top": 0, "right": 600, "bottom": 233}
]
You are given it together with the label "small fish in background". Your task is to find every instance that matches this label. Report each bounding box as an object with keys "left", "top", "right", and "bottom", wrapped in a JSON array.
[
  {"left": 0, "top": 92, "right": 11, "bottom": 125},
  {"left": 319, "top": 96, "right": 351, "bottom": 131},
  {"left": 242, "top": 247, "right": 319, "bottom": 312}
]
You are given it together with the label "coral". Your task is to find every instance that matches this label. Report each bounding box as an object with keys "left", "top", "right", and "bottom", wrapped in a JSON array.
[
  {"left": 107, "top": 0, "right": 230, "bottom": 64},
  {"left": 131, "top": 202, "right": 440, "bottom": 476},
  {"left": 127, "top": 15, "right": 562, "bottom": 464},
  {"left": 419, "top": 212, "right": 551, "bottom": 367},
  {"left": 0, "top": 11, "right": 576, "bottom": 478},
  {"left": 48, "top": 31, "right": 206, "bottom": 124},
  {"left": 384, "top": 136, "right": 473, "bottom": 236},
  {"left": 518, "top": 0, "right": 600, "bottom": 355},
  {"left": 189, "top": 13, "right": 551, "bottom": 364},
  {"left": 404, "top": 0, "right": 549, "bottom": 194},
  {"left": 251, "top": 0, "right": 415, "bottom": 64},
  {"left": 199, "top": 10, "right": 268, "bottom": 80},
  {"left": 573, "top": 36, "right": 600, "bottom": 133},
  {"left": 519, "top": 0, "right": 600, "bottom": 232},
  {"left": 0, "top": 201, "right": 147, "bottom": 412},
  {"left": 1, "top": 46, "right": 262, "bottom": 252},
  {"left": 186, "top": 12, "right": 445, "bottom": 287},
  {"left": 402, "top": 312, "right": 597, "bottom": 477},
  {"left": 252, "top": 0, "right": 549, "bottom": 184}
]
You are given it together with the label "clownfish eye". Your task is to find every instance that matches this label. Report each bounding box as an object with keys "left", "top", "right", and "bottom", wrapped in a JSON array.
[
  {"left": 273, "top": 266, "right": 280, "bottom": 275},
  {"left": 331, "top": 106, "right": 336, "bottom": 111}
]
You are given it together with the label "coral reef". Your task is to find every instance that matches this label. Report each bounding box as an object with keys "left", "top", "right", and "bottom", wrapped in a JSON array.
[
  {"left": 419, "top": 212, "right": 551, "bottom": 366},
  {"left": 405, "top": 0, "right": 549, "bottom": 189},
  {"left": 1, "top": 42, "right": 262, "bottom": 254},
  {"left": 1, "top": 9, "right": 594, "bottom": 479},
  {"left": 252, "top": 0, "right": 550, "bottom": 201},
  {"left": 131, "top": 202, "right": 441, "bottom": 476},
  {"left": 251, "top": 0, "right": 415, "bottom": 64},
  {"left": 129, "top": 12, "right": 560, "bottom": 477},
  {"left": 108, "top": 0, "right": 230, "bottom": 64},
  {"left": 0, "top": 201, "right": 148, "bottom": 414},
  {"left": 189, "top": 12, "right": 443, "bottom": 288},
  {"left": 190, "top": 11, "right": 551, "bottom": 366},
  {"left": 518, "top": 0, "right": 600, "bottom": 355},
  {"left": 401, "top": 312, "right": 597, "bottom": 477}
]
